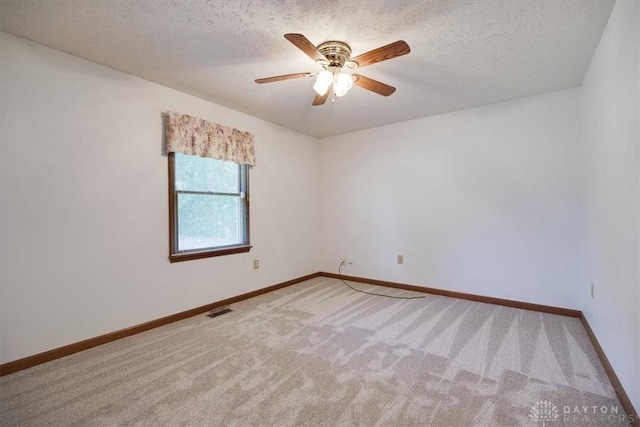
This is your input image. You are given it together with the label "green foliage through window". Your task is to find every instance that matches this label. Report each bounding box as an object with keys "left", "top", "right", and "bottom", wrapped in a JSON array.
[{"left": 170, "top": 153, "right": 249, "bottom": 256}]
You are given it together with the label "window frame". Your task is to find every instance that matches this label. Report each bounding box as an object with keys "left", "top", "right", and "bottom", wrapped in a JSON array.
[{"left": 168, "top": 152, "right": 251, "bottom": 263}]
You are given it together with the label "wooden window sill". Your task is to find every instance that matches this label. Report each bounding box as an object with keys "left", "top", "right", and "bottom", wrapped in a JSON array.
[{"left": 169, "top": 245, "right": 252, "bottom": 263}]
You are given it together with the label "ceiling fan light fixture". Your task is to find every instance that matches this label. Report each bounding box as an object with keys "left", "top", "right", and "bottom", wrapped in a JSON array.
[
  {"left": 257, "top": 34, "right": 409, "bottom": 106},
  {"left": 334, "top": 72, "right": 353, "bottom": 97},
  {"left": 313, "top": 70, "right": 332, "bottom": 95}
]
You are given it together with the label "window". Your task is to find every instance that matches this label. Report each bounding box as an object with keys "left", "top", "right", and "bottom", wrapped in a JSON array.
[{"left": 168, "top": 152, "right": 250, "bottom": 262}]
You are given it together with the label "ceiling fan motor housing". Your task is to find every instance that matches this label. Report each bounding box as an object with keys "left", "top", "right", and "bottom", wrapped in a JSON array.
[{"left": 317, "top": 41, "right": 352, "bottom": 68}]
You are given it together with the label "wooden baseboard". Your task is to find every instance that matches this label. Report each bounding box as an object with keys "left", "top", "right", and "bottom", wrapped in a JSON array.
[
  {"left": 318, "top": 272, "right": 581, "bottom": 317},
  {"left": 0, "top": 272, "right": 320, "bottom": 377},
  {"left": 579, "top": 313, "right": 639, "bottom": 426}
]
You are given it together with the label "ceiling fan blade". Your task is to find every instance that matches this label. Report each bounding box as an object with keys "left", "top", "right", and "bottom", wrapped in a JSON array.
[
  {"left": 351, "top": 40, "right": 410, "bottom": 68},
  {"left": 353, "top": 74, "right": 396, "bottom": 96},
  {"left": 255, "top": 72, "right": 315, "bottom": 84},
  {"left": 284, "top": 33, "right": 325, "bottom": 62},
  {"left": 312, "top": 88, "right": 331, "bottom": 106}
]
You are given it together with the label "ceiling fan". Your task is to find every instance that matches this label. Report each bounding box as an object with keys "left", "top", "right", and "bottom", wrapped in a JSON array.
[{"left": 255, "top": 33, "right": 410, "bottom": 106}]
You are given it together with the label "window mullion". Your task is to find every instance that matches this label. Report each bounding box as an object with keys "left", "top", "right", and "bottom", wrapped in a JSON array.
[{"left": 176, "top": 190, "right": 242, "bottom": 197}]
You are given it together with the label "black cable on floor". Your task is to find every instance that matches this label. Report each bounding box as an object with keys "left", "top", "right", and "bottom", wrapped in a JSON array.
[{"left": 338, "top": 262, "right": 425, "bottom": 300}]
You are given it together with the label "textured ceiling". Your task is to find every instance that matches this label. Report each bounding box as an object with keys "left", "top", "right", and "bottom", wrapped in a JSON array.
[{"left": 0, "top": 0, "right": 615, "bottom": 138}]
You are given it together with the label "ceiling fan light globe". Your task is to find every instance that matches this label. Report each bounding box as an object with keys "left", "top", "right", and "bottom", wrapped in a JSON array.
[
  {"left": 334, "top": 72, "right": 353, "bottom": 97},
  {"left": 334, "top": 87, "right": 348, "bottom": 97},
  {"left": 317, "top": 70, "right": 332, "bottom": 84},
  {"left": 313, "top": 81, "right": 330, "bottom": 96},
  {"left": 313, "top": 70, "right": 333, "bottom": 95}
]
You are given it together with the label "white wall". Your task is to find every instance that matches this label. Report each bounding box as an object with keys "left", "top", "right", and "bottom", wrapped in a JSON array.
[
  {"left": 580, "top": 0, "right": 640, "bottom": 410},
  {"left": 2, "top": 5, "right": 638, "bottom": 410},
  {"left": 319, "top": 88, "right": 583, "bottom": 309},
  {"left": 0, "top": 32, "right": 320, "bottom": 364}
]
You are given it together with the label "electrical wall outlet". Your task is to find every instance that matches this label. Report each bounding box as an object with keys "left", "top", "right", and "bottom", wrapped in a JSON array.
[
  {"left": 342, "top": 258, "right": 354, "bottom": 265},
  {"left": 590, "top": 283, "right": 594, "bottom": 299},
  {"left": 253, "top": 259, "right": 259, "bottom": 270},
  {"left": 397, "top": 255, "right": 404, "bottom": 264}
]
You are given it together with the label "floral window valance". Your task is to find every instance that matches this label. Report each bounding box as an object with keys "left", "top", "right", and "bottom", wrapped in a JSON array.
[{"left": 165, "top": 111, "right": 255, "bottom": 166}]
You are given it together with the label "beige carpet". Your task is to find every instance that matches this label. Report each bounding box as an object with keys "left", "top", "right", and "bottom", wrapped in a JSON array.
[{"left": 0, "top": 277, "right": 630, "bottom": 426}]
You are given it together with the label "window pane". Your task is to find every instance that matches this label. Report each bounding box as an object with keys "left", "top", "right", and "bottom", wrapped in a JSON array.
[
  {"left": 177, "top": 194, "right": 243, "bottom": 251},
  {"left": 174, "top": 153, "right": 239, "bottom": 193}
]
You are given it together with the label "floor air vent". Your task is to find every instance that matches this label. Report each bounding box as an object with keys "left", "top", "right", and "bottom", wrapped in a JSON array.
[{"left": 206, "top": 306, "right": 233, "bottom": 318}]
